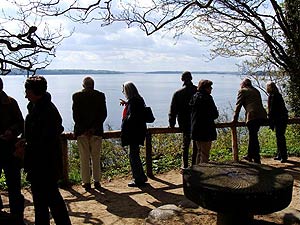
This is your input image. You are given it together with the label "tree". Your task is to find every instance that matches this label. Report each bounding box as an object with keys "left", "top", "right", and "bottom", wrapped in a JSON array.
[
  {"left": 15, "top": 0, "right": 300, "bottom": 115},
  {"left": 0, "top": 1, "right": 68, "bottom": 75}
]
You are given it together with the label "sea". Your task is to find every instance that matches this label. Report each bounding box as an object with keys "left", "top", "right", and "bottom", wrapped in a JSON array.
[{"left": 1, "top": 72, "right": 268, "bottom": 131}]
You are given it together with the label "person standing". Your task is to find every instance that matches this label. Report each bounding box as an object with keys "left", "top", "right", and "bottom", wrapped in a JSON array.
[
  {"left": 266, "top": 81, "right": 289, "bottom": 163},
  {"left": 190, "top": 80, "right": 219, "bottom": 164},
  {"left": 0, "top": 78, "right": 25, "bottom": 225},
  {"left": 72, "top": 76, "right": 107, "bottom": 190},
  {"left": 233, "top": 78, "right": 267, "bottom": 164},
  {"left": 169, "top": 71, "right": 197, "bottom": 168},
  {"left": 120, "top": 81, "right": 148, "bottom": 187},
  {"left": 19, "top": 76, "right": 72, "bottom": 225}
]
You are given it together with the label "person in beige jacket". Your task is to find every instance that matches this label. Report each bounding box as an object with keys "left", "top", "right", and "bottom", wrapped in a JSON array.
[{"left": 233, "top": 78, "right": 267, "bottom": 164}]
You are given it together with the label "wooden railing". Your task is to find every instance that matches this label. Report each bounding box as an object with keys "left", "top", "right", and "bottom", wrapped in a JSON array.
[{"left": 60, "top": 117, "right": 300, "bottom": 183}]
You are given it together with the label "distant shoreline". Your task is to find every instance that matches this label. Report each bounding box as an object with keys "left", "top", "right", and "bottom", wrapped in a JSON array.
[{"left": 7, "top": 69, "right": 241, "bottom": 76}]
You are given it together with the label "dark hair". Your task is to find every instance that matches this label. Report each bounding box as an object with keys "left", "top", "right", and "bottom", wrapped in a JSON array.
[
  {"left": 25, "top": 76, "right": 47, "bottom": 96},
  {"left": 197, "top": 79, "right": 213, "bottom": 91},
  {"left": 181, "top": 71, "right": 192, "bottom": 81}
]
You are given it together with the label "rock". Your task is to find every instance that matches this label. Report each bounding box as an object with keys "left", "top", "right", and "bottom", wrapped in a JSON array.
[{"left": 146, "top": 204, "right": 182, "bottom": 223}]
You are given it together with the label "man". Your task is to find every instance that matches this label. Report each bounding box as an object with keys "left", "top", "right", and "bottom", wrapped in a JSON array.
[
  {"left": 0, "top": 78, "right": 25, "bottom": 225},
  {"left": 72, "top": 76, "right": 107, "bottom": 190},
  {"left": 168, "top": 71, "right": 197, "bottom": 168},
  {"left": 20, "top": 76, "right": 72, "bottom": 225},
  {"left": 233, "top": 78, "right": 267, "bottom": 164},
  {"left": 190, "top": 79, "right": 219, "bottom": 163}
]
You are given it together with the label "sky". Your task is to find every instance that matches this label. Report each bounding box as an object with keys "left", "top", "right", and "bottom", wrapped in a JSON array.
[{"left": 3, "top": 0, "right": 241, "bottom": 73}]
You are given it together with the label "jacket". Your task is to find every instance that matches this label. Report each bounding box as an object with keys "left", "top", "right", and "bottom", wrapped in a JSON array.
[
  {"left": 24, "top": 93, "right": 64, "bottom": 182},
  {"left": 72, "top": 88, "right": 107, "bottom": 137},
  {"left": 233, "top": 87, "right": 267, "bottom": 123},
  {"left": 121, "top": 96, "right": 147, "bottom": 146},
  {"left": 190, "top": 90, "right": 219, "bottom": 141},
  {"left": 268, "top": 92, "right": 288, "bottom": 127},
  {"left": 169, "top": 81, "right": 197, "bottom": 133}
]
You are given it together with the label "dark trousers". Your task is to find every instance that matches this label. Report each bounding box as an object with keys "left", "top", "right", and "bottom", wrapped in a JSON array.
[
  {"left": 182, "top": 133, "right": 197, "bottom": 168},
  {"left": 0, "top": 141, "right": 24, "bottom": 222},
  {"left": 30, "top": 178, "right": 71, "bottom": 225},
  {"left": 129, "top": 144, "right": 147, "bottom": 183},
  {"left": 246, "top": 119, "right": 263, "bottom": 163},
  {"left": 275, "top": 121, "right": 288, "bottom": 160}
]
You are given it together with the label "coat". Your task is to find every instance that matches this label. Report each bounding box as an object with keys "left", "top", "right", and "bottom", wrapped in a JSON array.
[
  {"left": 268, "top": 92, "right": 288, "bottom": 128},
  {"left": 121, "top": 96, "right": 147, "bottom": 146},
  {"left": 24, "top": 93, "right": 64, "bottom": 182},
  {"left": 233, "top": 87, "right": 267, "bottom": 123},
  {"left": 190, "top": 90, "right": 219, "bottom": 141},
  {"left": 168, "top": 81, "right": 197, "bottom": 133},
  {"left": 72, "top": 88, "right": 107, "bottom": 137}
]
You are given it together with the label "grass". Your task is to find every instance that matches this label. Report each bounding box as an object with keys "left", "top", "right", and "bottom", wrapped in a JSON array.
[{"left": 0, "top": 124, "right": 299, "bottom": 189}]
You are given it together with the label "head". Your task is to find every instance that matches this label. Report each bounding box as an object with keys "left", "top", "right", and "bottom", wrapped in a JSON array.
[
  {"left": 266, "top": 81, "right": 279, "bottom": 94},
  {"left": 83, "top": 76, "right": 94, "bottom": 90},
  {"left": 240, "top": 78, "right": 253, "bottom": 88},
  {"left": 25, "top": 76, "right": 47, "bottom": 102},
  {"left": 181, "top": 71, "right": 192, "bottom": 82},
  {"left": 122, "top": 81, "right": 140, "bottom": 99},
  {"left": 197, "top": 79, "right": 213, "bottom": 94}
]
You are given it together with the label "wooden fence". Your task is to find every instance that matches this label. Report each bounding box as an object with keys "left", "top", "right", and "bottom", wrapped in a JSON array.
[{"left": 60, "top": 117, "right": 300, "bottom": 183}]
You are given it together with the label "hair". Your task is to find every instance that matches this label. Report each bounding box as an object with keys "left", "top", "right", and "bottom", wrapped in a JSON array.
[
  {"left": 241, "top": 78, "right": 253, "bottom": 88},
  {"left": 83, "top": 76, "right": 94, "bottom": 89},
  {"left": 122, "top": 81, "right": 141, "bottom": 99},
  {"left": 197, "top": 79, "right": 213, "bottom": 91},
  {"left": 266, "top": 81, "right": 279, "bottom": 94},
  {"left": 181, "top": 71, "right": 192, "bottom": 81},
  {"left": 25, "top": 76, "right": 47, "bottom": 96}
]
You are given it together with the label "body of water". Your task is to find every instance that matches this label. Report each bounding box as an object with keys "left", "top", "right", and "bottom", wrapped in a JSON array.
[{"left": 1, "top": 72, "right": 268, "bottom": 131}]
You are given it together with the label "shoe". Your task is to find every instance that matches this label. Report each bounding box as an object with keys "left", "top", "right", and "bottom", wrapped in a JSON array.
[
  {"left": 94, "top": 182, "right": 101, "bottom": 189},
  {"left": 243, "top": 155, "right": 253, "bottom": 162},
  {"left": 281, "top": 159, "right": 288, "bottom": 163},
  {"left": 82, "top": 183, "right": 91, "bottom": 190},
  {"left": 274, "top": 156, "right": 281, "bottom": 160}
]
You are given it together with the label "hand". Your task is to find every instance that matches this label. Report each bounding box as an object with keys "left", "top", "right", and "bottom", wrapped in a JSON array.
[
  {"left": 119, "top": 99, "right": 127, "bottom": 106},
  {"left": 15, "top": 139, "right": 26, "bottom": 159}
]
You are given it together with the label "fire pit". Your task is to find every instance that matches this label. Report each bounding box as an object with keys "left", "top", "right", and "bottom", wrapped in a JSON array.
[{"left": 183, "top": 161, "right": 293, "bottom": 225}]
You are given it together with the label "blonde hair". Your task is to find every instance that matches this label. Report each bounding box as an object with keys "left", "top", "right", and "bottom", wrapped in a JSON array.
[{"left": 122, "top": 81, "right": 141, "bottom": 99}]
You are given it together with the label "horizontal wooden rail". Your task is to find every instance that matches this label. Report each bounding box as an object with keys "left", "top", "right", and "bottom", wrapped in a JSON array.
[{"left": 60, "top": 118, "right": 300, "bottom": 183}]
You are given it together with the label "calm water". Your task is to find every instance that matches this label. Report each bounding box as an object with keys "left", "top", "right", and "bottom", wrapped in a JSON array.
[{"left": 1, "top": 72, "right": 267, "bottom": 131}]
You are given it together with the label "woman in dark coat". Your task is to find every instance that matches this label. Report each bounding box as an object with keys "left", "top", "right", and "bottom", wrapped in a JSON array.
[
  {"left": 190, "top": 79, "right": 219, "bottom": 164},
  {"left": 266, "top": 81, "right": 289, "bottom": 163},
  {"left": 120, "top": 81, "right": 148, "bottom": 187}
]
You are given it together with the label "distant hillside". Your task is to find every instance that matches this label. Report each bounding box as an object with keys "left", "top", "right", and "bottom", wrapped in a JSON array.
[
  {"left": 146, "top": 71, "right": 240, "bottom": 75},
  {"left": 8, "top": 69, "right": 124, "bottom": 75}
]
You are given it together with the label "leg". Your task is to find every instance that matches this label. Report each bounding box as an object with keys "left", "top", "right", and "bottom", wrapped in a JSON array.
[
  {"left": 77, "top": 135, "right": 91, "bottom": 184},
  {"left": 199, "top": 141, "right": 212, "bottom": 163},
  {"left": 90, "top": 136, "right": 102, "bottom": 183},
  {"left": 48, "top": 182, "right": 72, "bottom": 225},
  {"left": 191, "top": 140, "right": 198, "bottom": 166},
  {"left": 182, "top": 133, "right": 191, "bottom": 168},
  {"left": 247, "top": 120, "right": 261, "bottom": 163},
  {"left": 275, "top": 122, "right": 288, "bottom": 161},
  {"left": 129, "top": 144, "right": 147, "bottom": 184},
  {"left": 195, "top": 141, "right": 201, "bottom": 165}
]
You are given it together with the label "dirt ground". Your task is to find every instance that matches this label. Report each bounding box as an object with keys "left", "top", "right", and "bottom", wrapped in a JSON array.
[{"left": 1, "top": 157, "right": 300, "bottom": 225}]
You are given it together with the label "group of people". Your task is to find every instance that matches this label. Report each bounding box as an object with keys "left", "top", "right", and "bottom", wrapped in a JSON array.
[
  {"left": 0, "top": 71, "right": 289, "bottom": 224},
  {"left": 169, "top": 71, "right": 289, "bottom": 169}
]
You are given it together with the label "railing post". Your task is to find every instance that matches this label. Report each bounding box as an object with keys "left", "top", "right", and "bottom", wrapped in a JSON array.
[
  {"left": 231, "top": 125, "right": 239, "bottom": 161},
  {"left": 60, "top": 134, "right": 69, "bottom": 185},
  {"left": 145, "top": 130, "right": 154, "bottom": 178}
]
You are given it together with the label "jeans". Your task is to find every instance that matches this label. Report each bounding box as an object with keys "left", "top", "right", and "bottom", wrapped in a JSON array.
[
  {"left": 247, "top": 119, "right": 263, "bottom": 163},
  {"left": 129, "top": 144, "right": 147, "bottom": 183},
  {"left": 182, "top": 133, "right": 197, "bottom": 168},
  {"left": 275, "top": 121, "right": 288, "bottom": 160},
  {"left": 77, "top": 135, "right": 102, "bottom": 184}
]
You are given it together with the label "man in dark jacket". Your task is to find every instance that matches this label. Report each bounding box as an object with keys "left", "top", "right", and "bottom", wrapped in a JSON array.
[
  {"left": 190, "top": 79, "right": 219, "bottom": 164},
  {"left": 72, "top": 76, "right": 107, "bottom": 190},
  {"left": 0, "top": 78, "right": 25, "bottom": 225},
  {"left": 20, "top": 76, "right": 72, "bottom": 225},
  {"left": 169, "top": 71, "right": 197, "bottom": 168}
]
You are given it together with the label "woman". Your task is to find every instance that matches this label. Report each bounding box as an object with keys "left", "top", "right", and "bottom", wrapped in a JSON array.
[
  {"left": 266, "top": 81, "right": 289, "bottom": 163},
  {"left": 190, "top": 79, "right": 219, "bottom": 164},
  {"left": 120, "top": 81, "right": 148, "bottom": 187}
]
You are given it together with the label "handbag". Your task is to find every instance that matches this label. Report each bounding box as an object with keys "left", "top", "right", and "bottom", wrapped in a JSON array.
[{"left": 144, "top": 106, "right": 155, "bottom": 123}]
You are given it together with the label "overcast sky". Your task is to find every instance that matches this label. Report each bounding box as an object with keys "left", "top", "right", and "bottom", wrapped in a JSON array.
[{"left": 47, "top": 20, "right": 241, "bottom": 72}]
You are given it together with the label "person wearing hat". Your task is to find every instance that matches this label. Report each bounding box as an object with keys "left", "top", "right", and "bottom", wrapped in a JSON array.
[
  {"left": 169, "top": 71, "right": 197, "bottom": 168},
  {"left": 233, "top": 78, "right": 267, "bottom": 164},
  {"left": 190, "top": 79, "right": 219, "bottom": 164}
]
